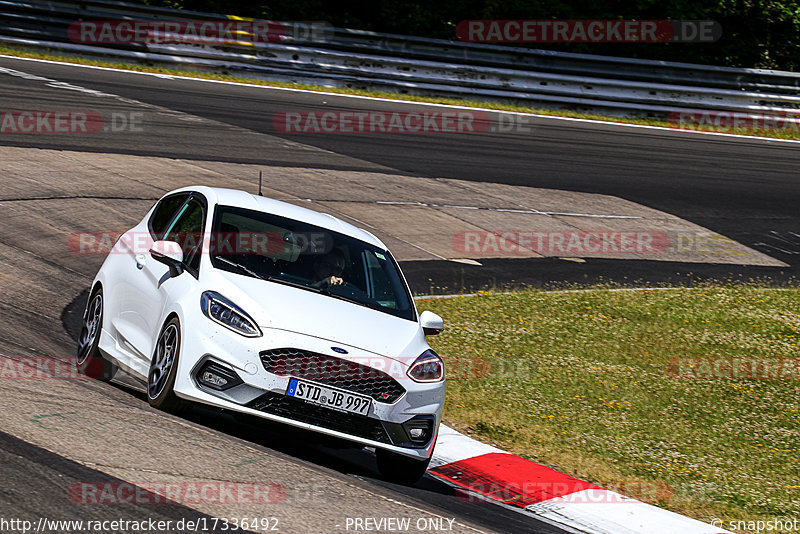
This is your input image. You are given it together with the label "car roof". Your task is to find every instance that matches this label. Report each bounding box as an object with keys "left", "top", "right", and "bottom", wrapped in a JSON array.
[{"left": 169, "top": 186, "right": 387, "bottom": 249}]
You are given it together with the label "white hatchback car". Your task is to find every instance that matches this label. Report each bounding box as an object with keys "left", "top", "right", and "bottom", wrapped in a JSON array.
[{"left": 77, "top": 186, "right": 446, "bottom": 483}]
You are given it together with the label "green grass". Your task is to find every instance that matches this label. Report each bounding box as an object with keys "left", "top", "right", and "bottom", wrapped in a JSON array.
[
  {"left": 1, "top": 44, "right": 799, "bottom": 141},
  {"left": 419, "top": 286, "right": 800, "bottom": 532}
]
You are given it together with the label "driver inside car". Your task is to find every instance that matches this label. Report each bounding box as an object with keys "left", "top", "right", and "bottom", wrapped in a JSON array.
[{"left": 311, "top": 251, "right": 346, "bottom": 288}]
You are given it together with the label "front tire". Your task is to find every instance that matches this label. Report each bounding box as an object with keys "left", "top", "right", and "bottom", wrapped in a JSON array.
[
  {"left": 376, "top": 448, "right": 432, "bottom": 484},
  {"left": 76, "top": 288, "right": 116, "bottom": 381},
  {"left": 147, "top": 317, "right": 186, "bottom": 413}
]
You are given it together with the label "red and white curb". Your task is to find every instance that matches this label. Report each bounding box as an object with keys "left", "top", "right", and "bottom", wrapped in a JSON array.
[{"left": 429, "top": 425, "right": 730, "bottom": 534}]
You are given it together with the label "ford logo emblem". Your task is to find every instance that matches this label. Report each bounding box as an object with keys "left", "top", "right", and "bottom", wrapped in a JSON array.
[{"left": 331, "top": 347, "right": 348, "bottom": 354}]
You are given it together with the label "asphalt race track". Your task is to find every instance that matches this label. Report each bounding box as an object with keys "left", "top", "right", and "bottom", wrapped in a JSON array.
[
  {"left": 1, "top": 56, "right": 798, "bottom": 289},
  {"left": 0, "top": 54, "right": 797, "bottom": 533}
]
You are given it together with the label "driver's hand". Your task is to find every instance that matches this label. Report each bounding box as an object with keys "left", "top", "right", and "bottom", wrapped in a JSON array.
[{"left": 327, "top": 276, "right": 344, "bottom": 286}]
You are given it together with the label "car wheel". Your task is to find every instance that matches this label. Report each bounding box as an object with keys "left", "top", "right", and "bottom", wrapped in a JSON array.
[
  {"left": 147, "top": 317, "right": 186, "bottom": 413},
  {"left": 76, "top": 288, "right": 116, "bottom": 381},
  {"left": 376, "top": 448, "right": 431, "bottom": 484}
]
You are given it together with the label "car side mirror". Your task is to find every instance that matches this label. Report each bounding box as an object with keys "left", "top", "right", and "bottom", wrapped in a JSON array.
[
  {"left": 420, "top": 310, "right": 444, "bottom": 336},
  {"left": 150, "top": 240, "right": 184, "bottom": 278}
]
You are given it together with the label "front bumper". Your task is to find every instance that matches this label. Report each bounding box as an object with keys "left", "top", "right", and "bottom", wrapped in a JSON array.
[{"left": 172, "top": 322, "right": 445, "bottom": 460}]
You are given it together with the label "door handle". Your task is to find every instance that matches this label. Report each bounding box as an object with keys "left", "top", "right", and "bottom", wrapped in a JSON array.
[{"left": 135, "top": 254, "right": 146, "bottom": 269}]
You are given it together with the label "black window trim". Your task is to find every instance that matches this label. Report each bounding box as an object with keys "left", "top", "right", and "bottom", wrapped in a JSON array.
[
  {"left": 149, "top": 191, "right": 208, "bottom": 279},
  {"left": 387, "top": 250, "right": 417, "bottom": 322},
  {"left": 148, "top": 192, "right": 191, "bottom": 240}
]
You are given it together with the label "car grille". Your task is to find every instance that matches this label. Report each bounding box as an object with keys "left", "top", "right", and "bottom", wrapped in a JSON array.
[
  {"left": 259, "top": 348, "right": 406, "bottom": 403},
  {"left": 246, "top": 391, "right": 391, "bottom": 444}
]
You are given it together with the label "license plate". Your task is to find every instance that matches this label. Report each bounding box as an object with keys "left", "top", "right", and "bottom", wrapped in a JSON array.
[{"left": 286, "top": 378, "right": 372, "bottom": 416}]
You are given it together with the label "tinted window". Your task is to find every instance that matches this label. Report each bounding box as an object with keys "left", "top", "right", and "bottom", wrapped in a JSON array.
[
  {"left": 149, "top": 193, "right": 189, "bottom": 238},
  {"left": 363, "top": 250, "right": 402, "bottom": 308},
  {"left": 210, "top": 205, "right": 415, "bottom": 321},
  {"left": 164, "top": 197, "right": 205, "bottom": 274}
]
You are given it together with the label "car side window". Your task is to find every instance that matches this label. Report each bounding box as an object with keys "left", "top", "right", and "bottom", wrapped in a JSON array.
[
  {"left": 363, "top": 251, "right": 395, "bottom": 305},
  {"left": 164, "top": 197, "right": 205, "bottom": 275},
  {"left": 149, "top": 193, "right": 190, "bottom": 239}
]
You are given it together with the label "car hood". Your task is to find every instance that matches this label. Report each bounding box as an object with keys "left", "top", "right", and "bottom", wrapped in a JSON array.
[{"left": 213, "top": 273, "right": 423, "bottom": 364}]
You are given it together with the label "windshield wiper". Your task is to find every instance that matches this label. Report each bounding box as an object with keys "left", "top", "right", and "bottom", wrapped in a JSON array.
[
  {"left": 215, "top": 258, "right": 380, "bottom": 307},
  {"left": 320, "top": 288, "right": 382, "bottom": 311},
  {"left": 218, "top": 257, "right": 329, "bottom": 294},
  {"left": 215, "top": 256, "right": 267, "bottom": 281},
  {"left": 216, "top": 257, "right": 324, "bottom": 293},
  {"left": 267, "top": 275, "right": 322, "bottom": 293}
]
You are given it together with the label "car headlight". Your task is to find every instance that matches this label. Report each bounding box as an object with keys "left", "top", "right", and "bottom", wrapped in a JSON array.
[
  {"left": 200, "top": 291, "right": 262, "bottom": 337},
  {"left": 407, "top": 350, "right": 444, "bottom": 382}
]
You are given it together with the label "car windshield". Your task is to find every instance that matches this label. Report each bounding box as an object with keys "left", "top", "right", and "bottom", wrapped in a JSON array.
[{"left": 209, "top": 204, "right": 415, "bottom": 321}]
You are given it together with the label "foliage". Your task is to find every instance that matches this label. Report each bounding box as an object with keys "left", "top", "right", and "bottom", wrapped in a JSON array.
[{"left": 142, "top": 0, "right": 800, "bottom": 70}]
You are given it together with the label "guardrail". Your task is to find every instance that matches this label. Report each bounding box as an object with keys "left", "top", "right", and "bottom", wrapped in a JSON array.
[{"left": 1, "top": 0, "right": 798, "bottom": 117}]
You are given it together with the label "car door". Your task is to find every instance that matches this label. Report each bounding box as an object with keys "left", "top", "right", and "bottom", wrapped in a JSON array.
[
  {"left": 128, "top": 194, "right": 207, "bottom": 372},
  {"left": 109, "top": 193, "right": 190, "bottom": 371}
]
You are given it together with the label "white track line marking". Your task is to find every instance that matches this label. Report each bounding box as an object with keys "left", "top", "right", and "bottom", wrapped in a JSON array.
[
  {"left": 291, "top": 198, "right": 672, "bottom": 220},
  {"left": 1, "top": 53, "right": 799, "bottom": 145}
]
